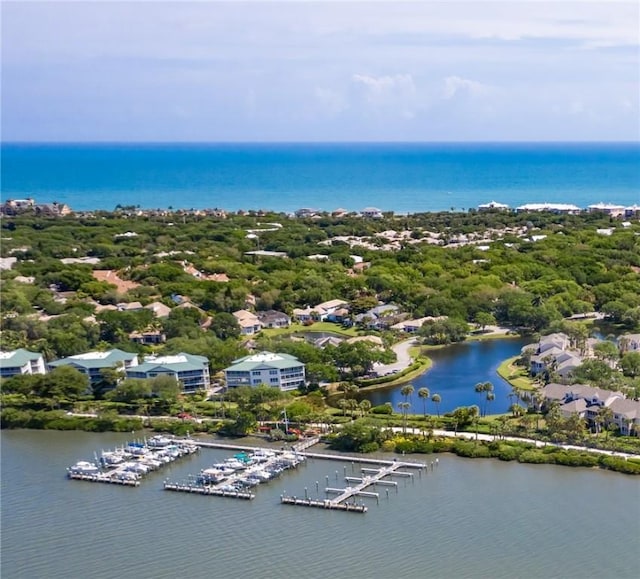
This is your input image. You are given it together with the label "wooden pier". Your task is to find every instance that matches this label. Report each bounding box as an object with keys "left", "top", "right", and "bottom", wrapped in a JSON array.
[
  {"left": 281, "top": 460, "right": 426, "bottom": 514},
  {"left": 281, "top": 496, "right": 367, "bottom": 513},
  {"left": 68, "top": 473, "right": 140, "bottom": 487},
  {"left": 164, "top": 482, "right": 254, "bottom": 499}
]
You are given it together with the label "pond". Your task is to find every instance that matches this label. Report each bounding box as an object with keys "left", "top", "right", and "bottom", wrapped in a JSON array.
[{"left": 363, "top": 337, "right": 531, "bottom": 415}]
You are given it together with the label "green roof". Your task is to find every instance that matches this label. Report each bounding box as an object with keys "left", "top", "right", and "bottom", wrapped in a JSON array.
[
  {"left": 226, "top": 351, "right": 303, "bottom": 372},
  {"left": 49, "top": 348, "right": 137, "bottom": 370},
  {"left": 0, "top": 348, "right": 43, "bottom": 369},
  {"left": 128, "top": 353, "right": 208, "bottom": 374}
]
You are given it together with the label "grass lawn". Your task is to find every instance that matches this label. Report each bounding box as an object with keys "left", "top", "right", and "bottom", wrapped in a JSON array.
[
  {"left": 261, "top": 322, "right": 359, "bottom": 338},
  {"left": 497, "top": 356, "right": 537, "bottom": 391}
]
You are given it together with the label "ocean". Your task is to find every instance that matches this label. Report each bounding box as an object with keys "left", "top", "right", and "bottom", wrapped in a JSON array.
[{"left": 1, "top": 142, "right": 639, "bottom": 213}]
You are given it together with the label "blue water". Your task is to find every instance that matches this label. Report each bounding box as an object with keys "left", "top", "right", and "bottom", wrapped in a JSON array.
[
  {"left": 2, "top": 142, "right": 639, "bottom": 212},
  {"left": 365, "top": 338, "right": 530, "bottom": 415}
]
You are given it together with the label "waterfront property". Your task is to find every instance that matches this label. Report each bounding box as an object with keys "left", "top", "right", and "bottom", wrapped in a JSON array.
[
  {"left": 0, "top": 349, "right": 47, "bottom": 378},
  {"left": 126, "top": 353, "right": 210, "bottom": 393},
  {"left": 224, "top": 351, "right": 306, "bottom": 391},
  {"left": 541, "top": 383, "right": 639, "bottom": 436},
  {"left": 49, "top": 349, "right": 139, "bottom": 386}
]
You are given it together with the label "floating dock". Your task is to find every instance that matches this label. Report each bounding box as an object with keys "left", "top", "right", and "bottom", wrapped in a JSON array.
[{"left": 67, "top": 473, "right": 140, "bottom": 486}]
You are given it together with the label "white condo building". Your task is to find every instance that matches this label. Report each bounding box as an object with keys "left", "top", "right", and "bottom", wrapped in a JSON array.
[{"left": 224, "top": 352, "right": 306, "bottom": 391}]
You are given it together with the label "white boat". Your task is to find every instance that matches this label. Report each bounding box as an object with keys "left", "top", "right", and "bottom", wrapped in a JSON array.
[
  {"left": 68, "top": 461, "right": 100, "bottom": 476},
  {"left": 224, "top": 458, "right": 246, "bottom": 471},
  {"left": 147, "top": 435, "right": 174, "bottom": 448},
  {"left": 124, "top": 462, "right": 150, "bottom": 475}
]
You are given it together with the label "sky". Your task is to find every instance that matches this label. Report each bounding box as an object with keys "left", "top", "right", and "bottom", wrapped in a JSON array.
[{"left": 2, "top": 0, "right": 639, "bottom": 142}]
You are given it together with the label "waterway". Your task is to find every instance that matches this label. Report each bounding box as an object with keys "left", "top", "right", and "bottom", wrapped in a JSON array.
[
  {"left": 364, "top": 338, "right": 530, "bottom": 415},
  {"left": 2, "top": 430, "right": 638, "bottom": 579}
]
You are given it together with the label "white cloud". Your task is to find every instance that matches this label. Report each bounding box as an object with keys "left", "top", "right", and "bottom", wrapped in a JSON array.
[
  {"left": 352, "top": 73, "right": 418, "bottom": 117},
  {"left": 442, "top": 76, "right": 490, "bottom": 99}
]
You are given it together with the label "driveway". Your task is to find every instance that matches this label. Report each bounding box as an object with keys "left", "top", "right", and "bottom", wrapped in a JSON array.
[{"left": 373, "top": 337, "right": 417, "bottom": 376}]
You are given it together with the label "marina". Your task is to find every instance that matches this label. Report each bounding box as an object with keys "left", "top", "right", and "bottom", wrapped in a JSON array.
[
  {"left": 281, "top": 459, "right": 427, "bottom": 514},
  {"left": 66, "top": 435, "right": 199, "bottom": 486},
  {"left": 164, "top": 445, "right": 308, "bottom": 499}
]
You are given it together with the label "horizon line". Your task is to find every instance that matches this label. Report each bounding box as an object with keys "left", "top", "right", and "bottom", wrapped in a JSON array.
[{"left": 2, "top": 139, "right": 639, "bottom": 146}]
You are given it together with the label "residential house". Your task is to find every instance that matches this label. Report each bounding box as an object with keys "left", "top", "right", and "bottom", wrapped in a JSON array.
[
  {"left": 524, "top": 333, "right": 585, "bottom": 380},
  {"left": 257, "top": 310, "right": 291, "bottom": 329},
  {"left": 608, "top": 398, "right": 640, "bottom": 435},
  {"left": 145, "top": 301, "right": 172, "bottom": 318},
  {"left": 129, "top": 330, "right": 167, "bottom": 345},
  {"left": 292, "top": 299, "right": 349, "bottom": 323},
  {"left": 354, "top": 304, "right": 402, "bottom": 330},
  {"left": 390, "top": 316, "right": 446, "bottom": 333},
  {"left": 540, "top": 383, "right": 636, "bottom": 434},
  {"left": 126, "top": 353, "right": 210, "bottom": 393},
  {"left": 49, "top": 349, "right": 139, "bottom": 386},
  {"left": 0, "top": 349, "right": 47, "bottom": 378},
  {"left": 478, "top": 200, "right": 510, "bottom": 211},
  {"left": 619, "top": 334, "right": 640, "bottom": 353},
  {"left": 361, "top": 207, "right": 384, "bottom": 219},
  {"left": 224, "top": 352, "right": 306, "bottom": 391},
  {"left": 233, "top": 310, "right": 263, "bottom": 335},
  {"left": 587, "top": 203, "right": 626, "bottom": 218}
]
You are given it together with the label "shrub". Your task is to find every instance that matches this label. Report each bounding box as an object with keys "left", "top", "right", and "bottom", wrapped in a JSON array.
[{"left": 372, "top": 404, "right": 393, "bottom": 415}]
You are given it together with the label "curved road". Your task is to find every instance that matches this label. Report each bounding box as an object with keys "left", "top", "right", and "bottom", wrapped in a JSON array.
[{"left": 373, "top": 337, "right": 417, "bottom": 376}]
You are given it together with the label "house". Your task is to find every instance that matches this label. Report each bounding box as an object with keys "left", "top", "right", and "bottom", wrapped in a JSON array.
[
  {"left": 126, "top": 353, "right": 210, "bottom": 393},
  {"left": 390, "top": 316, "right": 446, "bottom": 333},
  {"left": 525, "top": 333, "right": 584, "bottom": 379},
  {"left": 361, "top": 207, "right": 384, "bottom": 219},
  {"left": 233, "top": 310, "right": 263, "bottom": 335},
  {"left": 257, "top": 310, "right": 291, "bottom": 329},
  {"left": 355, "top": 304, "right": 402, "bottom": 330},
  {"left": 224, "top": 352, "right": 306, "bottom": 391},
  {"left": 35, "top": 202, "right": 72, "bottom": 216},
  {"left": 619, "top": 334, "right": 640, "bottom": 353},
  {"left": 292, "top": 299, "right": 349, "bottom": 323},
  {"left": 0, "top": 349, "right": 47, "bottom": 378},
  {"left": 49, "top": 349, "right": 138, "bottom": 386},
  {"left": 312, "top": 336, "right": 343, "bottom": 349},
  {"left": 608, "top": 398, "right": 640, "bottom": 436},
  {"left": 588, "top": 203, "right": 626, "bottom": 218},
  {"left": 539, "top": 383, "right": 637, "bottom": 434},
  {"left": 515, "top": 203, "right": 581, "bottom": 214},
  {"left": 316, "top": 299, "right": 350, "bottom": 321},
  {"left": 478, "top": 200, "right": 510, "bottom": 211},
  {"left": 129, "top": 330, "right": 167, "bottom": 345},
  {"left": 1, "top": 198, "right": 35, "bottom": 215},
  {"left": 145, "top": 301, "right": 172, "bottom": 318}
]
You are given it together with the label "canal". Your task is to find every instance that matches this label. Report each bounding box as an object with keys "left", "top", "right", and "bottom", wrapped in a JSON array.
[{"left": 363, "top": 337, "right": 531, "bottom": 415}]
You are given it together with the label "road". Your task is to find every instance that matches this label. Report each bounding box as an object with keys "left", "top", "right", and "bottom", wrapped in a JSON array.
[{"left": 373, "top": 337, "right": 417, "bottom": 376}]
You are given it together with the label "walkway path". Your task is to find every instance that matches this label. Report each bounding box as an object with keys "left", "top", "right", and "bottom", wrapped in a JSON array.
[
  {"left": 373, "top": 337, "right": 417, "bottom": 376},
  {"left": 394, "top": 426, "right": 639, "bottom": 460}
]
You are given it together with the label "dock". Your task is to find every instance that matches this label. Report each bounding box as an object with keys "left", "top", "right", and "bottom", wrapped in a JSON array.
[
  {"left": 281, "top": 459, "right": 426, "bottom": 514},
  {"left": 67, "top": 472, "right": 140, "bottom": 487},
  {"left": 163, "top": 482, "right": 254, "bottom": 499}
]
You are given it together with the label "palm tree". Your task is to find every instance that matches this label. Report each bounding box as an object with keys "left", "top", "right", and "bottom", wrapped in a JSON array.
[
  {"left": 400, "top": 384, "right": 414, "bottom": 404},
  {"left": 486, "top": 391, "right": 495, "bottom": 416},
  {"left": 418, "top": 387, "right": 430, "bottom": 420},
  {"left": 598, "top": 406, "right": 614, "bottom": 440},
  {"left": 431, "top": 393, "right": 442, "bottom": 417},
  {"left": 359, "top": 399, "right": 372, "bottom": 418},
  {"left": 398, "top": 401, "right": 411, "bottom": 434}
]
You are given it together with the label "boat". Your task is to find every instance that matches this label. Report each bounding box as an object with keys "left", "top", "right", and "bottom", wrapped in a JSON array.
[{"left": 67, "top": 461, "right": 100, "bottom": 476}]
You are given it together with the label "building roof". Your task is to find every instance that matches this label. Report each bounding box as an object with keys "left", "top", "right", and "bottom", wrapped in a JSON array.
[
  {"left": 131, "top": 353, "right": 209, "bottom": 374},
  {"left": 49, "top": 349, "right": 137, "bottom": 370},
  {"left": 226, "top": 351, "right": 303, "bottom": 372},
  {"left": 0, "top": 349, "right": 43, "bottom": 368}
]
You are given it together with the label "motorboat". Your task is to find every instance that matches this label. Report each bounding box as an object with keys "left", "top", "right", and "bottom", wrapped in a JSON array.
[{"left": 68, "top": 461, "right": 100, "bottom": 476}]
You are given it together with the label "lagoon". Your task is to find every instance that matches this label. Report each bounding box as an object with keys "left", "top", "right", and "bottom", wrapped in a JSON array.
[
  {"left": 364, "top": 338, "right": 530, "bottom": 415},
  {"left": 1, "top": 430, "right": 639, "bottom": 579}
]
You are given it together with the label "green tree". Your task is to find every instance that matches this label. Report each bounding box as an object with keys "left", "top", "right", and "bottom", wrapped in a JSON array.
[
  {"left": 431, "top": 393, "right": 442, "bottom": 417},
  {"left": 418, "top": 387, "right": 430, "bottom": 420},
  {"left": 210, "top": 312, "right": 241, "bottom": 340}
]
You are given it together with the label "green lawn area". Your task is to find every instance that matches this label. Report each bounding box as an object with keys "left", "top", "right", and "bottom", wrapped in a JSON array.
[
  {"left": 497, "top": 356, "right": 537, "bottom": 391},
  {"left": 261, "top": 322, "right": 359, "bottom": 338}
]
